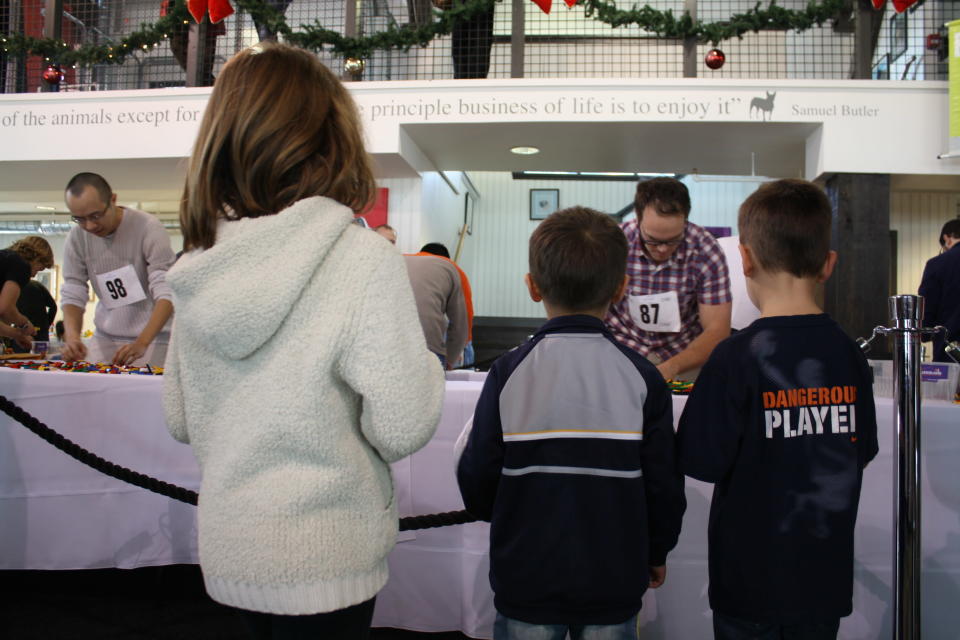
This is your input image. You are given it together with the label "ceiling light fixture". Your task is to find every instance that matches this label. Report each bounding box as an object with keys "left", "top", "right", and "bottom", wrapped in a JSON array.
[{"left": 510, "top": 146, "right": 540, "bottom": 155}]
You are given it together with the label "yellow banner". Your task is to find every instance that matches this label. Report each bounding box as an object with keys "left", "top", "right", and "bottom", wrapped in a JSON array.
[{"left": 950, "top": 20, "right": 960, "bottom": 137}]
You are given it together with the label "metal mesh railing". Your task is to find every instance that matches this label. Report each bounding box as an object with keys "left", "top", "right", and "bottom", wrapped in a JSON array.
[{"left": 1, "top": 0, "right": 954, "bottom": 92}]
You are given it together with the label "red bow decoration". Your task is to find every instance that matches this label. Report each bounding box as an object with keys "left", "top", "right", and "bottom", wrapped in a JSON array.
[
  {"left": 531, "top": 0, "right": 577, "bottom": 15},
  {"left": 187, "top": 0, "right": 234, "bottom": 24},
  {"left": 870, "top": 0, "right": 919, "bottom": 13}
]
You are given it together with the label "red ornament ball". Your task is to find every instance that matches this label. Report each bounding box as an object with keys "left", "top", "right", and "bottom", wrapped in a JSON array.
[
  {"left": 704, "top": 48, "right": 726, "bottom": 70},
  {"left": 42, "top": 65, "right": 64, "bottom": 84}
]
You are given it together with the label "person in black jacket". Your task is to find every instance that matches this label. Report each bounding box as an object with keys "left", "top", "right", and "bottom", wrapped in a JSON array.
[
  {"left": 919, "top": 218, "right": 960, "bottom": 362},
  {"left": 456, "top": 206, "right": 685, "bottom": 640},
  {"left": 677, "top": 180, "right": 879, "bottom": 640}
]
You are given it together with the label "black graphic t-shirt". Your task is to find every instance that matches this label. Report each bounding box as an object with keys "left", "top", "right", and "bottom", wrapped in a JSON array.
[
  {"left": 0, "top": 249, "right": 30, "bottom": 291},
  {"left": 677, "top": 314, "right": 879, "bottom": 625}
]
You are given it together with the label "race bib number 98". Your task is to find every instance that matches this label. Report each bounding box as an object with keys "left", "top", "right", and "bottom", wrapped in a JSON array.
[
  {"left": 627, "top": 291, "right": 682, "bottom": 333},
  {"left": 94, "top": 265, "right": 147, "bottom": 310}
]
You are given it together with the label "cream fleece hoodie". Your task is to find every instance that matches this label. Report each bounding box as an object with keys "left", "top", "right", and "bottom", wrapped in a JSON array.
[{"left": 163, "top": 196, "right": 444, "bottom": 615}]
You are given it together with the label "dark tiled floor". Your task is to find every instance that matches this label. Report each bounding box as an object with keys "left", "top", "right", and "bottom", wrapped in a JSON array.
[{"left": 1, "top": 566, "right": 472, "bottom": 640}]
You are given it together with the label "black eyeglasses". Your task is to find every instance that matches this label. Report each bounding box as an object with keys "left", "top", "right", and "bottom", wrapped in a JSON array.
[
  {"left": 71, "top": 206, "right": 110, "bottom": 225},
  {"left": 639, "top": 224, "right": 685, "bottom": 248}
]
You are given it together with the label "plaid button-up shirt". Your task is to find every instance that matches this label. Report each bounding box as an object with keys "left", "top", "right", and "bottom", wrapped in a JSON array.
[{"left": 606, "top": 220, "right": 731, "bottom": 361}]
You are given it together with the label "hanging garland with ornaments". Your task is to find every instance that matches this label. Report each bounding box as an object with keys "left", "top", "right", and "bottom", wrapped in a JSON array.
[
  {"left": 3, "top": 0, "right": 192, "bottom": 67},
  {"left": 579, "top": 0, "right": 847, "bottom": 45},
  {"left": 5, "top": 0, "right": 864, "bottom": 70}
]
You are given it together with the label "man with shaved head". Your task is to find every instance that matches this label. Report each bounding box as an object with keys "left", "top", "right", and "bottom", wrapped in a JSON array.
[{"left": 62, "top": 172, "right": 176, "bottom": 367}]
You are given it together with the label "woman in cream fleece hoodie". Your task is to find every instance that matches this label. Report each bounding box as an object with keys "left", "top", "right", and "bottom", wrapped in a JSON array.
[{"left": 163, "top": 43, "right": 445, "bottom": 639}]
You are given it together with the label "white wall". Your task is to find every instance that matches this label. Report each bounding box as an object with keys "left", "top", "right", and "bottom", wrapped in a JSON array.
[
  {"left": 418, "top": 172, "right": 468, "bottom": 255},
  {"left": 418, "top": 172, "right": 765, "bottom": 318},
  {"left": 416, "top": 173, "right": 960, "bottom": 319},
  {"left": 376, "top": 177, "right": 423, "bottom": 254}
]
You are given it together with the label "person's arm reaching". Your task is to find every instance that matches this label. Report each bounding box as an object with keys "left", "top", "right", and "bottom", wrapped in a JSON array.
[
  {"left": 60, "top": 304, "right": 87, "bottom": 362},
  {"left": 60, "top": 234, "right": 91, "bottom": 362},
  {"left": 114, "top": 219, "right": 177, "bottom": 365},
  {"left": 0, "top": 280, "right": 31, "bottom": 328},
  {"left": 657, "top": 301, "right": 731, "bottom": 380},
  {"left": 112, "top": 299, "right": 174, "bottom": 365}
]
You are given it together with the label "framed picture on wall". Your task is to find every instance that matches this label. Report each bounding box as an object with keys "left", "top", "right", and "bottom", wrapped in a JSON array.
[{"left": 530, "top": 189, "right": 559, "bottom": 220}]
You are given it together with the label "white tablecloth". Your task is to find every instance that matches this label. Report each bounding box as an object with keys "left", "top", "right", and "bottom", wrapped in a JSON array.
[{"left": 1, "top": 367, "right": 959, "bottom": 639}]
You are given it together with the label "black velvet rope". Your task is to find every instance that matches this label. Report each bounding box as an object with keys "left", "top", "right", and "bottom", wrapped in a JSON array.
[{"left": 0, "top": 395, "right": 478, "bottom": 532}]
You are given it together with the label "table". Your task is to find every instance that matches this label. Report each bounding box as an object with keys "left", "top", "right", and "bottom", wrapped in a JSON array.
[{"left": 1, "top": 367, "right": 959, "bottom": 639}]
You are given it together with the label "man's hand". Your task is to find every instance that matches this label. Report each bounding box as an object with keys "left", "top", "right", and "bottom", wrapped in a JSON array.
[
  {"left": 648, "top": 565, "right": 667, "bottom": 589},
  {"left": 61, "top": 338, "right": 88, "bottom": 362},
  {"left": 656, "top": 360, "right": 680, "bottom": 381},
  {"left": 112, "top": 341, "right": 148, "bottom": 366}
]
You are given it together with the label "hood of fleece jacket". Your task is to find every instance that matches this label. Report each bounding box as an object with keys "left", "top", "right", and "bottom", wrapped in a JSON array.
[{"left": 167, "top": 196, "right": 353, "bottom": 361}]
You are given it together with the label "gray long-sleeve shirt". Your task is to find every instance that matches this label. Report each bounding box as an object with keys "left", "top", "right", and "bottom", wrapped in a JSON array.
[
  {"left": 403, "top": 254, "right": 468, "bottom": 363},
  {"left": 60, "top": 207, "right": 176, "bottom": 342}
]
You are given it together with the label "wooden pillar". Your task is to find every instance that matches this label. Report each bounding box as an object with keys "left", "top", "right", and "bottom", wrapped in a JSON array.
[
  {"left": 510, "top": 0, "right": 525, "bottom": 78},
  {"left": 852, "top": 0, "right": 883, "bottom": 80},
  {"left": 682, "top": 0, "right": 697, "bottom": 78},
  {"left": 42, "top": 0, "right": 64, "bottom": 92},
  {"left": 341, "top": 0, "right": 358, "bottom": 81},
  {"left": 824, "top": 173, "right": 891, "bottom": 357},
  {"left": 185, "top": 19, "right": 207, "bottom": 87}
]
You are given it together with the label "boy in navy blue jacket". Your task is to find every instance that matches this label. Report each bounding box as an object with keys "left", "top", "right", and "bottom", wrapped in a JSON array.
[
  {"left": 456, "top": 206, "right": 686, "bottom": 640},
  {"left": 677, "top": 179, "right": 879, "bottom": 640}
]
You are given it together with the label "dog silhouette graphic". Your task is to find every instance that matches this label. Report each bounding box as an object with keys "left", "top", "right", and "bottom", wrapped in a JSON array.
[{"left": 750, "top": 92, "right": 776, "bottom": 121}]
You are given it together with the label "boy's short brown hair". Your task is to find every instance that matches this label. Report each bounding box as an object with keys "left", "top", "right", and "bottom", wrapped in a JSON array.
[
  {"left": 529, "top": 206, "right": 627, "bottom": 311},
  {"left": 738, "top": 179, "right": 832, "bottom": 278}
]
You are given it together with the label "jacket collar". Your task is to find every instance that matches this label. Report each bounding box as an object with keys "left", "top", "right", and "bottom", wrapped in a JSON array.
[{"left": 535, "top": 314, "right": 609, "bottom": 337}]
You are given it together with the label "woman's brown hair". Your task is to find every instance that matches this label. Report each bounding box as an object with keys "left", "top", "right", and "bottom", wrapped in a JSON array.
[
  {"left": 180, "top": 43, "right": 376, "bottom": 250},
  {"left": 8, "top": 236, "right": 54, "bottom": 270}
]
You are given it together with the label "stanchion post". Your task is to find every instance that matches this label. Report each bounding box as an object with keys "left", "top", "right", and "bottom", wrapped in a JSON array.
[{"left": 889, "top": 294, "right": 923, "bottom": 640}]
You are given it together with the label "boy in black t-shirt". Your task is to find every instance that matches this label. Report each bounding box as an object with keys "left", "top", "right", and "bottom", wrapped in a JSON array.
[{"left": 677, "top": 179, "right": 879, "bottom": 640}]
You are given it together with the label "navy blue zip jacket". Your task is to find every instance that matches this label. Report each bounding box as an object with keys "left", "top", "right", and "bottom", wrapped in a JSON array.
[
  {"left": 919, "top": 243, "right": 960, "bottom": 362},
  {"left": 456, "top": 315, "right": 686, "bottom": 625}
]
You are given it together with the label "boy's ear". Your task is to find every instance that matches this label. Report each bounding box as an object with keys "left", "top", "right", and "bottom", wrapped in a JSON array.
[
  {"left": 738, "top": 243, "right": 755, "bottom": 278},
  {"left": 611, "top": 275, "right": 629, "bottom": 304},
  {"left": 817, "top": 250, "right": 838, "bottom": 283},
  {"left": 524, "top": 273, "right": 543, "bottom": 303}
]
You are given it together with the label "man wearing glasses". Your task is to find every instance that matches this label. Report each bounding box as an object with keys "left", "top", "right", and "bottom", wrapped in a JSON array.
[
  {"left": 606, "top": 177, "right": 732, "bottom": 381},
  {"left": 61, "top": 172, "right": 176, "bottom": 366}
]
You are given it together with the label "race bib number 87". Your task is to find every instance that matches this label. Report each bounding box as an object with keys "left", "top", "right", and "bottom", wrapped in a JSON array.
[
  {"left": 94, "top": 264, "right": 147, "bottom": 310},
  {"left": 627, "top": 291, "right": 682, "bottom": 333}
]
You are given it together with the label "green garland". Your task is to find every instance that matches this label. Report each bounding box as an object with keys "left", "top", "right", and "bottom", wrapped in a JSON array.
[
  {"left": 1, "top": 0, "right": 848, "bottom": 68},
  {"left": 235, "top": 0, "right": 499, "bottom": 59},
  {"left": 581, "top": 0, "right": 847, "bottom": 44},
  {"left": 0, "top": 1, "right": 192, "bottom": 66}
]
